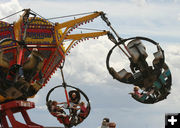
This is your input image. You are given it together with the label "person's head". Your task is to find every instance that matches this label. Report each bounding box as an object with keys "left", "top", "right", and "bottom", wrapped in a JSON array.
[
  {"left": 69, "top": 90, "right": 81, "bottom": 103},
  {"left": 72, "top": 92, "right": 77, "bottom": 99},
  {"left": 80, "top": 101, "right": 85, "bottom": 106},
  {"left": 103, "top": 118, "right": 110, "bottom": 123},
  {"left": 101, "top": 117, "right": 110, "bottom": 126},
  {"left": 52, "top": 101, "right": 58, "bottom": 106},
  {"left": 109, "top": 122, "right": 116, "bottom": 128},
  {"left": 134, "top": 86, "right": 139, "bottom": 92},
  {"left": 102, "top": 120, "right": 108, "bottom": 126},
  {"left": 32, "top": 48, "right": 38, "bottom": 51}
]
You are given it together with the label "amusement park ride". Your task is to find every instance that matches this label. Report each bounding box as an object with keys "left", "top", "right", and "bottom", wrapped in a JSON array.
[{"left": 0, "top": 9, "right": 172, "bottom": 128}]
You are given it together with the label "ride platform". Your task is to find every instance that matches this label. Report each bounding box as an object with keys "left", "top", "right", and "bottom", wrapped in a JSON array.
[{"left": 0, "top": 100, "right": 43, "bottom": 128}]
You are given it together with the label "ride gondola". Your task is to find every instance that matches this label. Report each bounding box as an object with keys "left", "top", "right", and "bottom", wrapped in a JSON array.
[
  {"left": 106, "top": 36, "right": 172, "bottom": 104},
  {"left": 46, "top": 61, "right": 91, "bottom": 128},
  {"left": 46, "top": 84, "right": 91, "bottom": 128}
]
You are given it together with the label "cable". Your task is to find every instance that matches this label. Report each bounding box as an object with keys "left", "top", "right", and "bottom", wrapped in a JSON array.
[
  {"left": 30, "top": 9, "right": 54, "bottom": 24},
  {"left": 0, "top": 10, "right": 23, "bottom": 21},
  {"left": 46, "top": 11, "right": 94, "bottom": 20},
  {"left": 30, "top": 10, "right": 46, "bottom": 20}
]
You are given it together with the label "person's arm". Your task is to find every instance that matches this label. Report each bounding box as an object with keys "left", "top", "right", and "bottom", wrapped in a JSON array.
[
  {"left": 70, "top": 105, "right": 80, "bottom": 110},
  {"left": 129, "top": 92, "right": 143, "bottom": 98},
  {"left": 57, "top": 102, "right": 66, "bottom": 105}
]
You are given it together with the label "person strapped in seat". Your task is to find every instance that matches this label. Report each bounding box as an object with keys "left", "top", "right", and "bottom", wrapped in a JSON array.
[
  {"left": 129, "top": 63, "right": 172, "bottom": 104},
  {"left": 129, "top": 86, "right": 156, "bottom": 104},
  {"left": 23, "top": 48, "right": 44, "bottom": 83},
  {"left": 47, "top": 100, "right": 72, "bottom": 127}
]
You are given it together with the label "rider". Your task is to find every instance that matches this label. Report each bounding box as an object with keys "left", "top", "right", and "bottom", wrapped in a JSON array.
[
  {"left": 23, "top": 48, "right": 44, "bottom": 83},
  {"left": 100, "top": 118, "right": 110, "bottom": 128},
  {"left": 0, "top": 42, "right": 45, "bottom": 102},
  {"left": 69, "top": 90, "right": 81, "bottom": 104},
  {"left": 77, "top": 101, "right": 88, "bottom": 123},
  {"left": 129, "top": 86, "right": 154, "bottom": 102},
  {"left": 109, "top": 122, "right": 116, "bottom": 128},
  {"left": 68, "top": 90, "right": 81, "bottom": 124},
  {"left": 48, "top": 100, "right": 71, "bottom": 127},
  {"left": 129, "top": 86, "right": 142, "bottom": 98},
  {"left": 50, "top": 101, "right": 65, "bottom": 114}
]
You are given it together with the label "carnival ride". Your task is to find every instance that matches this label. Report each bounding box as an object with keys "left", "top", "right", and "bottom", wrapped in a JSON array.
[{"left": 0, "top": 9, "right": 172, "bottom": 128}]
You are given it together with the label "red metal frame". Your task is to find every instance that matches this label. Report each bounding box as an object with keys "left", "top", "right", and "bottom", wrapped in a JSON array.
[{"left": 0, "top": 100, "right": 44, "bottom": 128}]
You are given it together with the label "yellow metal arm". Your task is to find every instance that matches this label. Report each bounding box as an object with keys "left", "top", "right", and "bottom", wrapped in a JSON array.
[
  {"left": 65, "top": 31, "right": 108, "bottom": 40},
  {"left": 54, "top": 11, "right": 103, "bottom": 30},
  {"left": 54, "top": 11, "right": 107, "bottom": 52},
  {"left": 65, "top": 31, "right": 109, "bottom": 53}
]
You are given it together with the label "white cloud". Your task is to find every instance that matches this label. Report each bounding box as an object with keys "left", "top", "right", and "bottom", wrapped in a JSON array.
[
  {"left": 0, "top": 0, "right": 22, "bottom": 23},
  {"left": 131, "top": 0, "right": 147, "bottom": 6},
  {"left": 178, "top": 13, "right": 180, "bottom": 21},
  {"left": 36, "top": 105, "right": 47, "bottom": 110}
]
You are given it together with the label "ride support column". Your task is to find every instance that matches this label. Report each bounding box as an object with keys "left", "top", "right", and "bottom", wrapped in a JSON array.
[{"left": 0, "top": 100, "right": 44, "bottom": 128}]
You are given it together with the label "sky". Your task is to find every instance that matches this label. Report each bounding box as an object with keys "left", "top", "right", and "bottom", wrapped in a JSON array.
[{"left": 0, "top": 0, "right": 180, "bottom": 128}]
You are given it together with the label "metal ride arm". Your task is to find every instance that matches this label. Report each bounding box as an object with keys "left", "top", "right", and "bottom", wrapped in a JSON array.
[
  {"left": 59, "top": 62, "right": 70, "bottom": 107},
  {"left": 13, "top": 9, "right": 35, "bottom": 65},
  {"left": 100, "top": 12, "right": 131, "bottom": 58},
  {"left": 54, "top": 11, "right": 109, "bottom": 54},
  {"left": 13, "top": 10, "right": 27, "bottom": 65},
  {"left": 65, "top": 31, "right": 108, "bottom": 53},
  {"left": 100, "top": 12, "right": 122, "bottom": 42}
]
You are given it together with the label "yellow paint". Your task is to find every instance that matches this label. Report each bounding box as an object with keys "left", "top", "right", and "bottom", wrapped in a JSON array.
[
  {"left": 65, "top": 31, "right": 109, "bottom": 53},
  {"left": 65, "top": 31, "right": 108, "bottom": 40},
  {"left": 29, "top": 17, "right": 52, "bottom": 26},
  {"left": 54, "top": 11, "right": 103, "bottom": 30},
  {"left": 53, "top": 11, "right": 108, "bottom": 54},
  {"left": 1, "top": 41, "right": 13, "bottom": 47},
  {"left": 25, "top": 37, "right": 54, "bottom": 43},
  {"left": 0, "top": 95, "right": 13, "bottom": 103},
  {"left": 0, "top": 95, "right": 5, "bottom": 102}
]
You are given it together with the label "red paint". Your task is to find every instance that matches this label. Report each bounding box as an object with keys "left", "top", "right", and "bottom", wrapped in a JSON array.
[
  {"left": 64, "top": 88, "right": 70, "bottom": 106},
  {"left": 17, "top": 48, "right": 23, "bottom": 65},
  {"left": 0, "top": 100, "right": 44, "bottom": 128}
]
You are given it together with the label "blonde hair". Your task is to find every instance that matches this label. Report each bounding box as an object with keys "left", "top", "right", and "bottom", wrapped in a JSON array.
[{"left": 134, "top": 86, "right": 139, "bottom": 91}]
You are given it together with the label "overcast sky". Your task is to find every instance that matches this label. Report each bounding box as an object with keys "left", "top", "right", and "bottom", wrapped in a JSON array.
[{"left": 0, "top": 0, "right": 180, "bottom": 128}]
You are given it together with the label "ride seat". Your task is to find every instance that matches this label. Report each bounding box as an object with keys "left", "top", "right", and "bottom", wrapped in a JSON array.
[
  {"left": 109, "top": 68, "right": 133, "bottom": 83},
  {"left": 153, "top": 50, "right": 163, "bottom": 60},
  {"left": 0, "top": 50, "right": 9, "bottom": 69},
  {"left": 23, "top": 49, "right": 44, "bottom": 71},
  {"left": 127, "top": 39, "right": 148, "bottom": 63},
  {"left": 153, "top": 50, "right": 164, "bottom": 67},
  {"left": 23, "top": 49, "right": 44, "bottom": 82}
]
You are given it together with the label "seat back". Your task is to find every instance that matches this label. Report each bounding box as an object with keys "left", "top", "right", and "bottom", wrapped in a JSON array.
[
  {"left": 127, "top": 39, "right": 148, "bottom": 63},
  {"left": 0, "top": 21, "right": 17, "bottom": 66}
]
